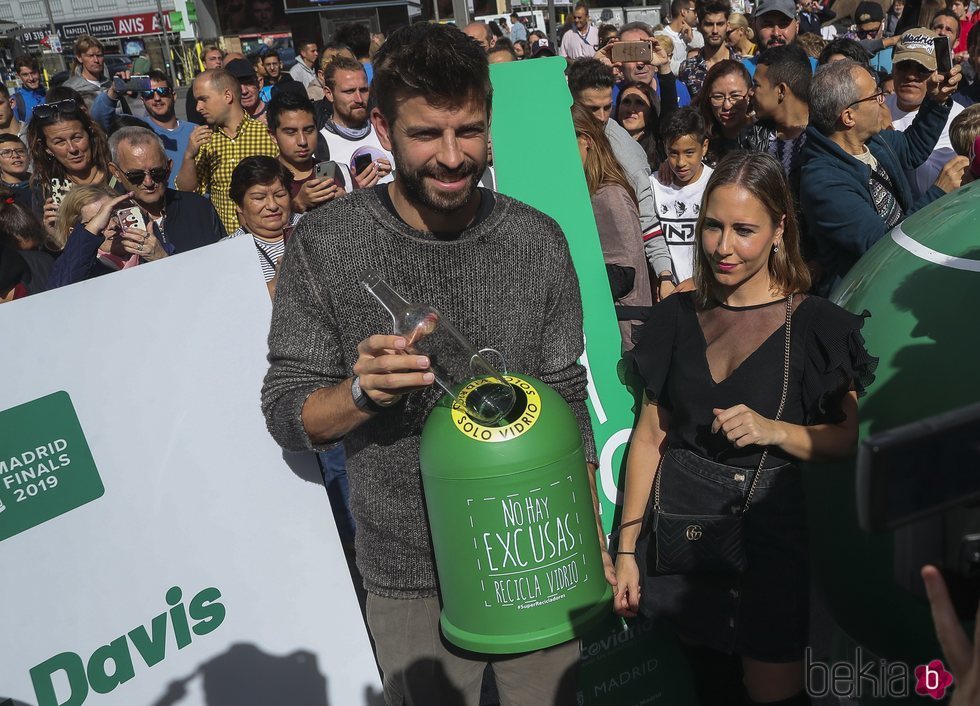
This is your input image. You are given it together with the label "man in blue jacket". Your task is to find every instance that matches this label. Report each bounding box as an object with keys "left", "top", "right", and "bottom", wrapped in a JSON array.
[{"left": 800, "top": 57, "right": 965, "bottom": 295}]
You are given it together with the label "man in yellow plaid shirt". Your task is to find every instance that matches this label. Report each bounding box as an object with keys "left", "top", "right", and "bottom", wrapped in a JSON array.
[{"left": 176, "top": 63, "right": 279, "bottom": 234}]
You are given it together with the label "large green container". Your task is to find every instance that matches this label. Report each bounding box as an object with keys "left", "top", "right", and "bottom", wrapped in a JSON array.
[{"left": 420, "top": 373, "right": 613, "bottom": 654}]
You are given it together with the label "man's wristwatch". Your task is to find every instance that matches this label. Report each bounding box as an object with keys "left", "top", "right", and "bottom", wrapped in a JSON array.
[{"left": 351, "top": 375, "right": 387, "bottom": 414}]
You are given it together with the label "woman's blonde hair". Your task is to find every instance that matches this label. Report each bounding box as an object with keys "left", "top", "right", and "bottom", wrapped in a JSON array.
[
  {"left": 728, "top": 13, "right": 754, "bottom": 40},
  {"left": 693, "top": 151, "right": 811, "bottom": 306},
  {"left": 54, "top": 184, "right": 118, "bottom": 251},
  {"left": 571, "top": 103, "right": 637, "bottom": 205}
]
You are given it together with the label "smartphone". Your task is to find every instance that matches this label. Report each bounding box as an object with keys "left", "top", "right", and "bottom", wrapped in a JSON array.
[
  {"left": 352, "top": 154, "right": 374, "bottom": 174},
  {"left": 115, "top": 205, "right": 146, "bottom": 231},
  {"left": 934, "top": 35, "right": 953, "bottom": 75},
  {"left": 112, "top": 75, "right": 152, "bottom": 93},
  {"left": 315, "top": 160, "right": 346, "bottom": 189},
  {"left": 611, "top": 40, "right": 652, "bottom": 64},
  {"left": 50, "top": 178, "right": 72, "bottom": 206}
]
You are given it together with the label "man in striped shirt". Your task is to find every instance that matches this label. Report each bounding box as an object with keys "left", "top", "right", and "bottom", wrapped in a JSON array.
[{"left": 176, "top": 68, "right": 279, "bottom": 235}]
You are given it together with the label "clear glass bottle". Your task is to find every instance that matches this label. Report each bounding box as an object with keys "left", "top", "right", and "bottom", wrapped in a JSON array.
[{"left": 360, "top": 270, "right": 516, "bottom": 424}]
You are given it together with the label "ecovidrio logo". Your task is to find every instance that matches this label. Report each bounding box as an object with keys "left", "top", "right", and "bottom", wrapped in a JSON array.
[{"left": 0, "top": 391, "right": 104, "bottom": 542}]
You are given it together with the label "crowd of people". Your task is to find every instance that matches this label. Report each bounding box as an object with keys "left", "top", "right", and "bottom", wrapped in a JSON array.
[{"left": 3, "top": 3, "right": 980, "bottom": 706}]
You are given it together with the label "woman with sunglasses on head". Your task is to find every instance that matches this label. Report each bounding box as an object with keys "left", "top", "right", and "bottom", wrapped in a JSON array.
[
  {"left": 697, "top": 59, "right": 755, "bottom": 165},
  {"left": 611, "top": 151, "right": 877, "bottom": 706},
  {"left": 27, "top": 96, "right": 112, "bottom": 242},
  {"left": 727, "top": 14, "right": 757, "bottom": 57}
]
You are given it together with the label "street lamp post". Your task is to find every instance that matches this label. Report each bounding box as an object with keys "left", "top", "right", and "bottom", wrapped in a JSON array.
[
  {"left": 41, "top": 0, "right": 66, "bottom": 71},
  {"left": 155, "top": 0, "right": 180, "bottom": 86}
]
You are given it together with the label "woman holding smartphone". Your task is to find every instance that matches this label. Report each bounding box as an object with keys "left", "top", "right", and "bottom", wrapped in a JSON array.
[
  {"left": 612, "top": 152, "right": 876, "bottom": 705},
  {"left": 27, "top": 97, "right": 111, "bottom": 238}
]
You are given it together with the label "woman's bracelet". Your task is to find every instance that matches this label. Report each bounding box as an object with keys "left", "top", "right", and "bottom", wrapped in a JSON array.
[{"left": 617, "top": 551, "right": 636, "bottom": 555}]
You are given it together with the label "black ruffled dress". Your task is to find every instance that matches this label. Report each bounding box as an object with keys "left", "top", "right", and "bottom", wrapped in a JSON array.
[{"left": 628, "top": 291, "right": 877, "bottom": 661}]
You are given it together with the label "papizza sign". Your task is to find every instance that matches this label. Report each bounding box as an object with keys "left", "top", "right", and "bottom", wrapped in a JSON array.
[{"left": 0, "top": 391, "right": 104, "bottom": 542}]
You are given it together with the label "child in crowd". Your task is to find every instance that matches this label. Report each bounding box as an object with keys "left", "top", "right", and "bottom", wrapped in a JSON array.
[{"left": 651, "top": 108, "right": 712, "bottom": 283}]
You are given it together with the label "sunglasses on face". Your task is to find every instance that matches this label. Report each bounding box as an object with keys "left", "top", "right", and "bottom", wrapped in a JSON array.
[
  {"left": 123, "top": 167, "right": 169, "bottom": 184},
  {"left": 856, "top": 28, "right": 879, "bottom": 38},
  {"left": 34, "top": 99, "right": 81, "bottom": 120},
  {"left": 140, "top": 87, "right": 174, "bottom": 100}
]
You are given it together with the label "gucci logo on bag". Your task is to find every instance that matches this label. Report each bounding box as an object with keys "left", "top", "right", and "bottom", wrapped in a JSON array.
[{"left": 685, "top": 525, "right": 703, "bottom": 541}]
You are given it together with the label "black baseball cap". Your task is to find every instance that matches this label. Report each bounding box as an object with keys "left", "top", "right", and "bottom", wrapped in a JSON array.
[
  {"left": 224, "top": 58, "right": 257, "bottom": 81},
  {"left": 855, "top": 1, "right": 885, "bottom": 23}
]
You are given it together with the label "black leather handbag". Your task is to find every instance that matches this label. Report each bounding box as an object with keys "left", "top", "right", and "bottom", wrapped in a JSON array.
[{"left": 649, "top": 295, "right": 794, "bottom": 576}]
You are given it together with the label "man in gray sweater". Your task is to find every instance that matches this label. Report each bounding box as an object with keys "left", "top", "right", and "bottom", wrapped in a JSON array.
[{"left": 262, "top": 23, "right": 611, "bottom": 705}]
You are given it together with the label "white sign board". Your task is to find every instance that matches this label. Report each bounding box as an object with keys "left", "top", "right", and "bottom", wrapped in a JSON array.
[{"left": 0, "top": 237, "right": 382, "bottom": 706}]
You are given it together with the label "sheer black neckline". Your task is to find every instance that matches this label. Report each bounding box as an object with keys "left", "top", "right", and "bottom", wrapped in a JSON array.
[{"left": 715, "top": 296, "right": 791, "bottom": 312}]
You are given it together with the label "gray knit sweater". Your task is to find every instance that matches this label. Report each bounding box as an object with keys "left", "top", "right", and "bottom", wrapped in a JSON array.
[{"left": 261, "top": 187, "right": 599, "bottom": 599}]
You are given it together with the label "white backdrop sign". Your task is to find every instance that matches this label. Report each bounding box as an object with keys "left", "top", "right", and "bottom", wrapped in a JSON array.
[{"left": 0, "top": 237, "right": 382, "bottom": 706}]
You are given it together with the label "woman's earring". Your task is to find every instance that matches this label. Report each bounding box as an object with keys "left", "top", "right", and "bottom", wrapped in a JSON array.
[{"left": 772, "top": 244, "right": 779, "bottom": 253}]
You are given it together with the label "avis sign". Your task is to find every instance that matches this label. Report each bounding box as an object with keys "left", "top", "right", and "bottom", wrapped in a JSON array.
[{"left": 114, "top": 12, "right": 173, "bottom": 37}]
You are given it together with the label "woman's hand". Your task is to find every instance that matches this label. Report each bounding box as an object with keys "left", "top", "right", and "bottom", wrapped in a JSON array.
[
  {"left": 922, "top": 564, "right": 980, "bottom": 705},
  {"left": 85, "top": 192, "right": 135, "bottom": 236},
  {"left": 119, "top": 226, "right": 168, "bottom": 261},
  {"left": 712, "top": 404, "right": 787, "bottom": 448},
  {"left": 613, "top": 553, "right": 641, "bottom": 617},
  {"left": 42, "top": 197, "right": 59, "bottom": 234}
]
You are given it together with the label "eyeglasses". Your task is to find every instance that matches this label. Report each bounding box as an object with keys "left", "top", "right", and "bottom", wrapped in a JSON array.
[
  {"left": 33, "top": 99, "right": 81, "bottom": 120},
  {"left": 140, "top": 87, "right": 174, "bottom": 100},
  {"left": 122, "top": 167, "right": 169, "bottom": 184},
  {"left": 708, "top": 92, "right": 747, "bottom": 106},
  {"left": 856, "top": 28, "right": 879, "bottom": 38},
  {"left": 0, "top": 148, "right": 27, "bottom": 159},
  {"left": 847, "top": 90, "right": 885, "bottom": 108}
]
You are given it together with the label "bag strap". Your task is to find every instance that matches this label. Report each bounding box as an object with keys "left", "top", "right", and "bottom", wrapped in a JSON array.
[
  {"left": 653, "top": 294, "right": 793, "bottom": 514},
  {"left": 742, "top": 293, "right": 793, "bottom": 514}
]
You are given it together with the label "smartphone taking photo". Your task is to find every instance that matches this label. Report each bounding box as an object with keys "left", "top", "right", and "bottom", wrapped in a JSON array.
[
  {"left": 610, "top": 41, "right": 653, "bottom": 64},
  {"left": 112, "top": 75, "right": 152, "bottom": 93},
  {"left": 934, "top": 35, "right": 953, "bottom": 75}
]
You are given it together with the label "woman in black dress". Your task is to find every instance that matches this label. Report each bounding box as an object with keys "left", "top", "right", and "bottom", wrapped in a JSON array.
[{"left": 612, "top": 152, "right": 876, "bottom": 705}]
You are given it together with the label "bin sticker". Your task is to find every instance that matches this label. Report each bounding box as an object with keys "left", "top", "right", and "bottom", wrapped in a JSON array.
[
  {"left": 451, "top": 375, "right": 541, "bottom": 443},
  {"left": 468, "top": 475, "right": 588, "bottom": 609},
  {"left": 0, "top": 391, "right": 104, "bottom": 543}
]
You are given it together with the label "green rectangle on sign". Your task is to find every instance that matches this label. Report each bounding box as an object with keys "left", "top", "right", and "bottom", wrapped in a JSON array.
[
  {"left": 186, "top": 0, "right": 197, "bottom": 22},
  {"left": 170, "top": 11, "right": 185, "bottom": 30},
  {"left": 0, "top": 391, "right": 104, "bottom": 542}
]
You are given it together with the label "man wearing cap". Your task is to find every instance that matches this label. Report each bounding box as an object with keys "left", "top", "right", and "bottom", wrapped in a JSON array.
[
  {"left": 886, "top": 28, "right": 966, "bottom": 197},
  {"left": 742, "top": 0, "right": 819, "bottom": 77},
  {"left": 800, "top": 57, "right": 964, "bottom": 295},
  {"left": 223, "top": 57, "right": 269, "bottom": 124},
  {"left": 176, "top": 67, "right": 279, "bottom": 235},
  {"left": 847, "top": 1, "right": 904, "bottom": 73}
]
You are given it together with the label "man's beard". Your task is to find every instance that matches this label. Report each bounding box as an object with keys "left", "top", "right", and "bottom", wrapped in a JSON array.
[
  {"left": 766, "top": 36, "right": 787, "bottom": 48},
  {"left": 338, "top": 105, "right": 368, "bottom": 128},
  {"left": 390, "top": 139, "right": 485, "bottom": 214}
]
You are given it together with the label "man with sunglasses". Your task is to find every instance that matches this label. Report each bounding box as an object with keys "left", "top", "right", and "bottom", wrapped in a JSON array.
[
  {"left": 845, "top": 2, "right": 904, "bottom": 74},
  {"left": 107, "top": 126, "right": 224, "bottom": 256},
  {"left": 93, "top": 70, "right": 199, "bottom": 189},
  {"left": 800, "top": 56, "right": 964, "bottom": 295},
  {"left": 886, "top": 28, "right": 967, "bottom": 198}
]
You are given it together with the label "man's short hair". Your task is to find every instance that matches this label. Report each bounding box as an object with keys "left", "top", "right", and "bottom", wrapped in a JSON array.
[
  {"left": 203, "top": 44, "right": 224, "bottom": 57},
  {"left": 818, "top": 37, "right": 872, "bottom": 65},
  {"left": 661, "top": 106, "right": 708, "bottom": 145},
  {"left": 266, "top": 90, "right": 316, "bottom": 132},
  {"left": 510, "top": 11, "right": 520, "bottom": 19},
  {"left": 147, "top": 69, "right": 172, "bottom": 89},
  {"left": 108, "top": 125, "right": 167, "bottom": 164},
  {"left": 756, "top": 43, "right": 812, "bottom": 99},
  {"left": 13, "top": 55, "right": 39, "bottom": 73},
  {"left": 335, "top": 23, "right": 372, "bottom": 59},
  {"left": 574, "top": 1, "right": 589, "bottom": 11},
  {"left": 262, "top": 50, "right": 281, "bottom": 62},
  {"left": 950, "top": 104, "right": 980, "bottom": 156},
  {"left": 618, "top": 21, "right": 655, "bottom": 37},
  {"left": 566, "top": 58, "right": 616, "bottom": 98},
  {"left": 700, "top": 1, "right": 732, "bottom": 23},
  {"left": 73, "top": 35, "right": 103, "bottom": 57},
  {"left": 809, "top": 59, "right": 868, "bottom": 135},
  {"left": 298, "top": 40, "right": 318, "bottom": 52},
  {"left": 488, "top": 43, "right": 519, "bottom": 61},
  {"left": 323, "top": 56, "right": 366, "bottom": 89},
  {"left": 670, "top": 0, "right": 694, "bottom": 19},
  {"left": 372, "top": 24, "right": 492, "bottom": 124},
  {"left": 230, "top": 155, "right": 293, "bottom": 207},
  {"left": 199, "top": 68, "right": 241, "bottom": 99}
]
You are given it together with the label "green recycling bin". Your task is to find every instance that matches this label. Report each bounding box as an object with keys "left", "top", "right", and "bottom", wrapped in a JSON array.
[{"left": 420, "top": 373, "right": 613, "bottom": 654}]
